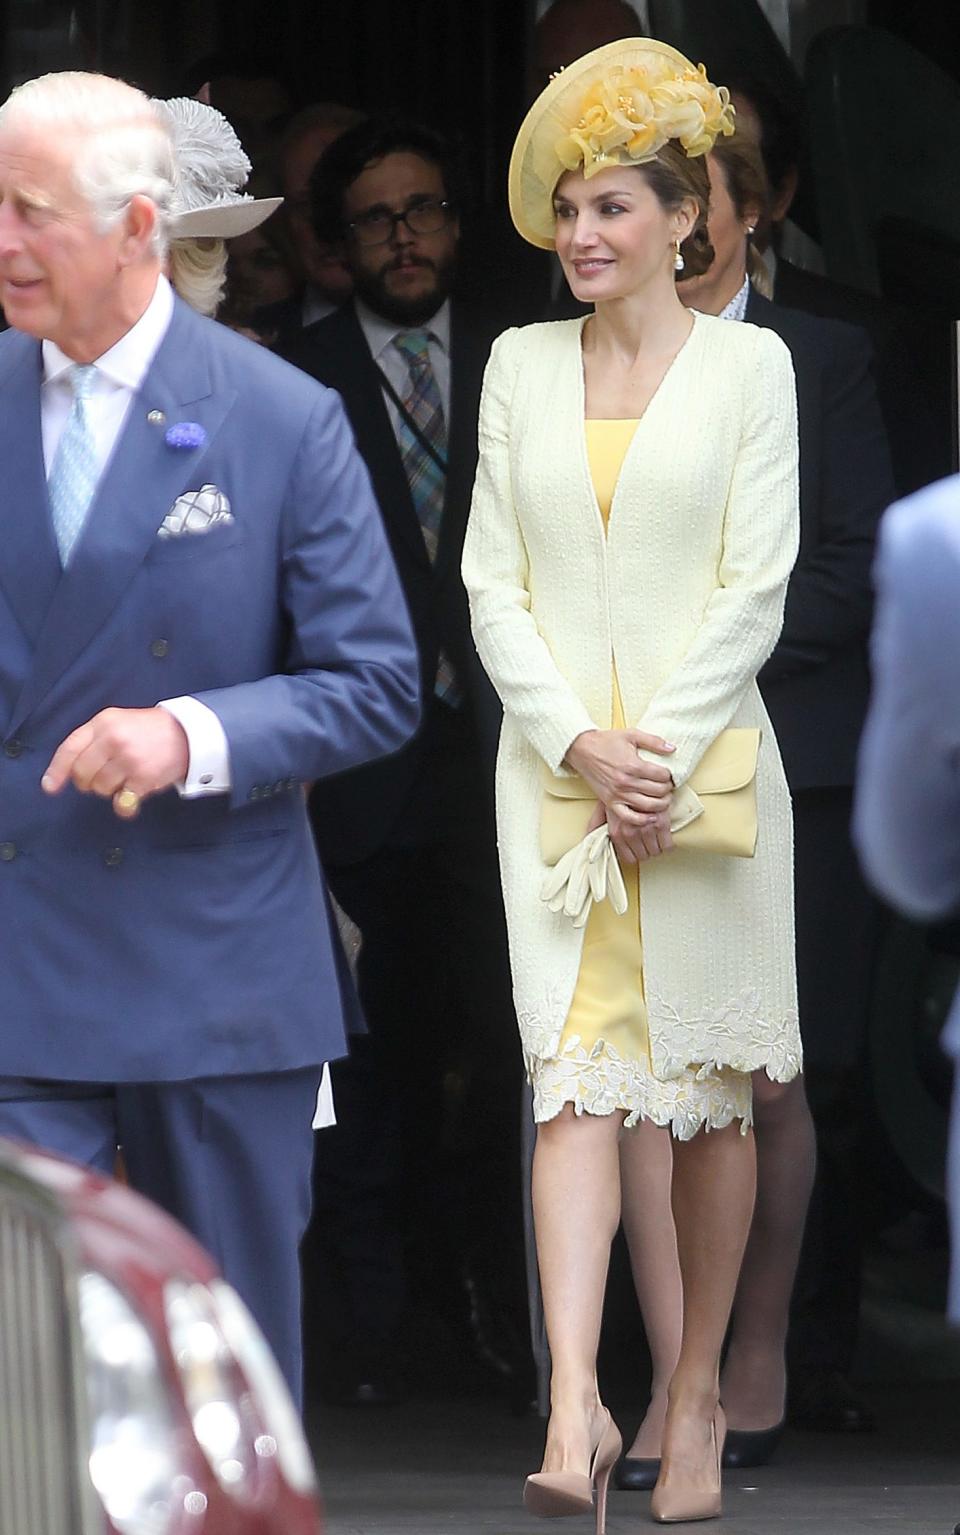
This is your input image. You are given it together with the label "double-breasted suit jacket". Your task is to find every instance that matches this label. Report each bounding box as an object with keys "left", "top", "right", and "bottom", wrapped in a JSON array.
[
  {"left": 462, "top": 313, "right": 802, "bottom": 1082},
  {"left": 285, "top": 300, "right": 503, "bottom": 865},
  {"left": 0, "top": 296, "right": 419, "bottom": 1084}
]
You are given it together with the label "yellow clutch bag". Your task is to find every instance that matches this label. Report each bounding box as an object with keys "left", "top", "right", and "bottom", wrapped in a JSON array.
[{"left": 539, "top": 728, "right": 761, "bottom": 864}]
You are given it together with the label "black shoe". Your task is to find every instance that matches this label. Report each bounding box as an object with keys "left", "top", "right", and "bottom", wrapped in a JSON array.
[
  {"left": 721, "top": 1419, "right": 786, "bottom": 1469},
  {"left": 335, "top": 1363, "right": 406, "bottom": 1407},
  {"left": 787, "top": 1371, "right": 876, "bottom": 1433},
  {"left": 615, "top": 1455, "right": 661, "bottom": 1491},
  {"left": 325, "top": 1339, "right": 406, "bottom": 1408},
  {"left": 338, "top": 1374, "right": 404, "bottom": 1407}
]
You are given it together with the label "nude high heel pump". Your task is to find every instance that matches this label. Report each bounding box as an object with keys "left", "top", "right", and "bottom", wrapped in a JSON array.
[
  {"left": 650, "top": 1405, "right": 726, "bottom": 1524},
  {"left": 523, "top": 1408, "right": 622, "bottom": 1535}
]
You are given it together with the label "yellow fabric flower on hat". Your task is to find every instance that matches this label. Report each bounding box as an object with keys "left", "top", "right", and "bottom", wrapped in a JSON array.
[
  {"left": 653, "top": 64, "right": 736, "bottom": 156},
  {"left": 554, "top": 59, "right": 735, "bottom": 179}
]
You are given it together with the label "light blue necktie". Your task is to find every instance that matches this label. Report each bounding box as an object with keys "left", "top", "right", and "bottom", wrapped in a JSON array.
[{"left": 48, "top": 363, "right": 98, "bottom": 567}]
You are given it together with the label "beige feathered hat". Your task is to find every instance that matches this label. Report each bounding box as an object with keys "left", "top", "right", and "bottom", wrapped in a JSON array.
[
  {"left": 157, "top": 96, "right": 283, "bottom": 239},
  {"left": 508, "top": 37, "right": 735, "bottom": 250}
]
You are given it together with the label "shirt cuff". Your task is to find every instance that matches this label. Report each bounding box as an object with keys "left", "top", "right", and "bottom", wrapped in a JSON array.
[{"left": 157, "top": 696, "right": 232, "bottom": 797}]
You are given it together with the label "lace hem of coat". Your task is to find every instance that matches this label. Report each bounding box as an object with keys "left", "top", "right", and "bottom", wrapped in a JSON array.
[
  {"left": 529, "top": 1036, "right": 754, "bottom": 1141},
  {"left": 647, "top": 986, "right": 801, "bottom": 1083},
  {"left": 520, "top": 985, "right": 802, "bottom": 1089}
]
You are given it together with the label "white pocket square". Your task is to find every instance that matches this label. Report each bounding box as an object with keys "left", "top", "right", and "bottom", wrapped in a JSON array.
[{"left": 158, "top": 484, "right": 234, "bottom": 538}]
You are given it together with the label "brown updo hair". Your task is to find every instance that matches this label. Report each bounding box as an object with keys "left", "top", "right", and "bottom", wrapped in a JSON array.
[
  {"left": 636, "top": 141, "right": 714, "bottom": 279},
  {"left": 707, "top": 128, "right": 773, "bottom": 295}
]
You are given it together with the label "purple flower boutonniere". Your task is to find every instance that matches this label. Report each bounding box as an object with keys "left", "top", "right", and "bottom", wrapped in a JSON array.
[{"left": 165, "top": 421, "right": 207, "bottom": 451}]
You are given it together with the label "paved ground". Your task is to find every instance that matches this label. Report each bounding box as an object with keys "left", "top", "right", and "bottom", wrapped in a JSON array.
[
  {"left": 306, "top": 1194, "right": 960, "bottom": 1531},
  {"left": 310, "top": 1380, "right": 959, "bottom": 1534}
]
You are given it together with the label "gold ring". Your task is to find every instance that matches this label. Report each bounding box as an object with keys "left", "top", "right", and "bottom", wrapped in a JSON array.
[{"left": 114, "top": 787, "right": 141, "bottom": 815}]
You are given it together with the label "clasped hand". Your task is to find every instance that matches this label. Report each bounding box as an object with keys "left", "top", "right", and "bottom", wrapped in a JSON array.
[
  {"left": 41, "top": 707, "right": 190, "bottom": 819},
  {"left": 566, "top": 726, "right": 676, "bottom": 863}
]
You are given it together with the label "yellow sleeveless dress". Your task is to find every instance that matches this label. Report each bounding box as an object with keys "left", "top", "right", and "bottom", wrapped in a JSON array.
[{"left": 528, "top": 421, "right": 754, "bottom": 1137}]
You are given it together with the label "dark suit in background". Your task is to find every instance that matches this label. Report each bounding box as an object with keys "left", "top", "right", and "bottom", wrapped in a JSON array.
[
  {"left": 772, "top": 256, "right": 951, "bottom": 497},
  {"left": 748, "top": 290, "right": 896, "bottom": 1392},
  {"left": 286, "top": 298, "right": 525, "bottom": 1394}
]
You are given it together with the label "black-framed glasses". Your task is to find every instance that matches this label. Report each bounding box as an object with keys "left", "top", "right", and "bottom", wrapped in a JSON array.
[{"left": 347, "top": 198, "right": 455, "bottom": 246}]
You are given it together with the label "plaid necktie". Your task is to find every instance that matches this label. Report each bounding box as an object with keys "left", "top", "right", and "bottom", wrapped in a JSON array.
[
  {"left": 392, "top": 331, "right": 461, "bottom": 705},
  {"left": 48, "top": 363, "right": 98, "bottom": 567}
]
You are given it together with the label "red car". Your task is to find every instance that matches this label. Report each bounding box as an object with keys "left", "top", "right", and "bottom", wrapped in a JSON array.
[{"left": 0, "top": 1137, "right": 323, "bottom": 1535}]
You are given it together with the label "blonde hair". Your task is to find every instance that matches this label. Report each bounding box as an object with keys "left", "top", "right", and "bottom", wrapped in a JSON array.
[
  {"left": 0, "top": 71, "right": 175, "bottom": 255},
  {"left": 167, "top": 236, "right": 228, "bottom": 316}
]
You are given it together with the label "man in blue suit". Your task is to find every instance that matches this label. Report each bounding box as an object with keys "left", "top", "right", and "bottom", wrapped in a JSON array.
[
  {"left": 0, "top": 70, "right": 419, "bottom": 1399},
  {"left": 853, "top": 475, "right": 960, "bottom": 1330}
]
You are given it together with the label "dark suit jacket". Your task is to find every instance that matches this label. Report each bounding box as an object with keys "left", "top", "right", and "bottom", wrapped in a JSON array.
[
  {"left": 747, "top": 290, "right": 895, "bottom": 790},
  {"left": 284, "top": 299, "right": 502, "bottom": 865},
  {"left": 774, "top": 256, "right": 950, "bottom": 495}
]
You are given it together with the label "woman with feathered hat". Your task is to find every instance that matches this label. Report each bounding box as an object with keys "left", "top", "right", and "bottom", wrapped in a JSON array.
[
  {"left": 462, "top": 38, "right": 801, "bottom": 1526},
  {"left": 154, "top": 94, "right": 282, "bottom": 317}
]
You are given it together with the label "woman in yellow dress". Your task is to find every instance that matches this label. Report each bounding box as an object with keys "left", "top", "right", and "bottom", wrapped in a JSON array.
[{"left": 462, "top": 39, "right": 801, "bottom": 1527}]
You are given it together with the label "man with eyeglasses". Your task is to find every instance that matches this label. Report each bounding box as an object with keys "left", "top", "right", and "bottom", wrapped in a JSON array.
[{"left": 284, "top": 119, "right": 528, "bottom": 1409}]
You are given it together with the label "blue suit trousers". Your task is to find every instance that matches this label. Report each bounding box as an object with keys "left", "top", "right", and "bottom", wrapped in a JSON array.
[{"left": 0, "top": 1068, "right": 320, "bottom": 1406}]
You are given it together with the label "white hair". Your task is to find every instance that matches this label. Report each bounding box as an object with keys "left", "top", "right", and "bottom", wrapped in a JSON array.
[
  {"left": 167, "top": 236, "right": 228, "bottom": 316},
  {"left": 0, "top": 71, "right": 175, "bottom": 255}
]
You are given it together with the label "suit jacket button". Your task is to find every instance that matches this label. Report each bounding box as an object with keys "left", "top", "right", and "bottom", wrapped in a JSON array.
[
  {"left": 150, "top": 639, "right": 170, "bottom": 659},
  {"left": 0, "top": 842, "right": 18, "bottom": 861},
  {"left": 3, "top": 739, "right": 22, "bottom": 758},
  {"left": 104, "top": 847, "right": 124, "bottom": 868},
  {"left": 249, "top": 787, "right": 261, "bottom": 800}
]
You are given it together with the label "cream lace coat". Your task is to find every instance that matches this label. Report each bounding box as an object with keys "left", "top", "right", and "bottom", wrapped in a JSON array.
[{"left": 462, "top": 313, "right": 802, "bottom": 1084}]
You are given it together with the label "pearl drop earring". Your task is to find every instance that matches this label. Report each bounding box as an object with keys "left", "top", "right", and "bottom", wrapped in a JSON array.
[{"left": 674, "top": 240, "right": 685, "bottom": 272}]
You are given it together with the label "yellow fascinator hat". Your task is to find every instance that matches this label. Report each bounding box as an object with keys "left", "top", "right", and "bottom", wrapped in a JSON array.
[{"left": 509, "top": 37, "right": 735, "bottom": 249}]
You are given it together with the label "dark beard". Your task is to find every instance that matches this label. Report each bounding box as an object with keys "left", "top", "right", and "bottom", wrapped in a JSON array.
[{"left": 353, "top": 250, "right": 457, "bottom": 326}]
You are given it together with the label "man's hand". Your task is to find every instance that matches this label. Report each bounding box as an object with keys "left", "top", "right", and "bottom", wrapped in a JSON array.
[{"left": 41, "top": 707, "right": 189, "bottom": 819}]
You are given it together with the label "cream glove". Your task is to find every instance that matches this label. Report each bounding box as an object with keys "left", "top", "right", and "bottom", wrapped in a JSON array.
[{"left": 541, "top": 824, "right": 628, "bottom": 928}]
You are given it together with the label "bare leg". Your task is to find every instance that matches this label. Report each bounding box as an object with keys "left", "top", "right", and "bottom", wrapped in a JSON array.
[
  {"left": 618, "top": 1119, "right": 681, "bottom": 1457},
  {"left": 533, "top": 1104, "right": 625, "bottom": 1474},
  {"left": 656, "top": 1121, "right": 756, "bottom": 1498},
  {"left": 720, "top": 1073, "right": 817, "bottom": 1427}
]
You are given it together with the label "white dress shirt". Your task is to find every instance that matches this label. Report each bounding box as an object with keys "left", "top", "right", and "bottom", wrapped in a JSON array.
[
  {"left": 40, "top": 275, "right": 230, "bottom": 797},
  {"left": 717, "top": 275, "right": 752, "bottom": 324},
  {"left": 355, "top": 296, "right": 452, "bottom": 437}
]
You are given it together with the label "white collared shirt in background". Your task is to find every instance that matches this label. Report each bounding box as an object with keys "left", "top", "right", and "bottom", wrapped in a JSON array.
[
  {"left": 355, "top": 295, "right": 452, "bottom": 438},
  {"left": 717, "top": 276, "right": 752, "bottom": 324},
  {"left": 40, "top": 275, "right": 229, "bottom": 797}
]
